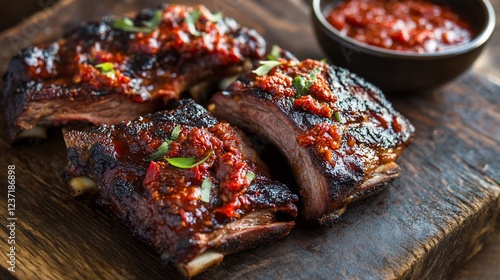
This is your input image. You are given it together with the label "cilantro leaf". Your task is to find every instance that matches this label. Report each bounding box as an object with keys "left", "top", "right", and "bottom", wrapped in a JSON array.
[
  {"left": 246, "top": 172, "right": 255, "bottom": 183},
  {"left": 267, "top": 45, "right": 281, "bottom": 60},
  {"left": 144, "top": 126, "right": 185, "bottom": 162},
  {"left": 252, "top": 60, "right": 284, "bottom": 76},
  {"left": 205, "top": 11, "right": 223, "bottom": 22},
  {"left": 113, "top": 18, "right": 141, "bottom": 32},
  {"left": 309, "top": 68, "right": 320, "bottom": 80},
  {"left": 333, "top": 111, "right": 342, "bottom": 123},
  {"left": 293, "top": 75, "right": 311, "bottom": 96},
  {"left": 185, "top": 10, "right": 202, "bottom": 36},
  {"left": 145, "top": 141, "right": 171, "bottom": 162},
  {"left": 200, "top": 177, "right": 212, "bottom": 203},
  {"left": 113, "top": 10, "right": 162, "bottom": 34},
  {"left": 171, "top": 125, "right": 181, "bottom": 140},
  {"left": 166, "top": 151, "right": 213, "bottom": 169},
  {"left": 141, "top": 11, "right": 163, "bottom": 31},
  {"left": 94, "top": 62, "right": 115, "bottom": 78},
  {"left": 293, "top": 68, "right": 320, "bottom": 96}
]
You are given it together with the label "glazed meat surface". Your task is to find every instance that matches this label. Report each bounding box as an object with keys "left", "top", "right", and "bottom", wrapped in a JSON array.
[
  {"left": 64, "top": 99, "right": 297, "bottom": 277},
  {"left": 3, "top": 4, "right": 265, "bottom": 142},
  {"left": 211, "top": 58, "right": 414, "bottom": 226}
]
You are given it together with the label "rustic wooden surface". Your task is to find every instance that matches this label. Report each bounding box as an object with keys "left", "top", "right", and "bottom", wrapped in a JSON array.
[{"left": 0, "top": 0, "right": 499, "bottom": 279}]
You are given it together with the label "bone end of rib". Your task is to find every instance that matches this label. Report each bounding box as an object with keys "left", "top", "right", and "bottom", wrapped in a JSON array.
[
  {"left": 17, "top": 126, "right": 47, "bottom": 139},
  {"left": 68, "top": 176, "right": 98, "bottom": 199},
  {"left": 177, "top": 250, "right": 224, "bottom": 278},
  {"left": 358, "top": 162, "right": 400, "bottom": 190}
]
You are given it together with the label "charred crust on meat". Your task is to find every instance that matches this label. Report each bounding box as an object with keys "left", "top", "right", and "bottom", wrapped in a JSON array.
[
  {"left": 3, "top": 4, "right": 266, "bottom": 142},
  {"left": 212, "top": 58, "right": 414, "bottom": 226},
  {"left": 63, "top": 99, "right": 297, "bottom": 276},
  {"left": 154, "top": 99, "right": 219, "bottom": 128}
]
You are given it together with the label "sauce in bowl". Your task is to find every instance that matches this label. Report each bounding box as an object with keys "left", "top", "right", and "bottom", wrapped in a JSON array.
[{"left": 326, "top": 0, "right": 473, "bottom": 53}]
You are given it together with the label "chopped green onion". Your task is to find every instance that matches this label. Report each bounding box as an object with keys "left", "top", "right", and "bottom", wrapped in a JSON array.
[
  {"left": 141, "top": 10, "right": 163, "bottom": 30},
  {"left": 166, "top": 150, "right": 213, "bottom": 169},
  {"left": 113, "top": 10, "right": 162, "bottom": 34},
  {"left": 309, "top": 67, "right": 321, "bottom": 80},
  {"left": 145, "top": 141, "right": 171, "bottom": 162},
  {"left": 246, "top": 172, "right": 255, "bottom": 183},
  {"left": 267, "top": 45, "right": 281, "bottom": 61},
  {"left": 200, "top": 177, "right": 212, "bottom": 203},
  {"left": 333, "top": 111, "right": 342, "bottom": 123},
  {"left": 309, "top": 72, "right": 316, "bottom": 80},
  {"left": 293, "top": 68, "right": 320, "bottom": 97},
  {"left": 144, "top": 126, "right": 184, "bottom": 162},
  {"left": 205, "top": 11, "right": 223, "bottom": 22},
  {"left": 113, "top": 18, "right": 140, "bottom": 32},
  {"left": 252, "top": 60, "right": 284, "bottom": 76},
  {"left": 94, "top": 62, "right": 115, "bottom": 78},
  {"left": 171, "top": 125, "right": 181, "bottom": 140},
  {"left": 95, "top": 62, "right": 114, "bottom": 72},
  {"left": 185, "top": 10, "right": 202, "bottom": 36},
  {"left": 184, "top": 9, "right": 222, "bottom": 36},
  {"left": 293, "top": 75, "right": 311, "bottom": 97}
]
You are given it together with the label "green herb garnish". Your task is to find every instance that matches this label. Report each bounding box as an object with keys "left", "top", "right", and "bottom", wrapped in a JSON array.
[
  {"left": 145, "top": 126, "right": 182, "bottom": 162},
  {"left": 94, "top": 62, "right": 115, "bottom": 78},
  {"left": 292, "top": 75, "right": 311, "bottom": 97},
  {"left": 113, "top": 18, "right": 138, "bottom": 32},
  {"left": 246, "top": 172, "right": 255, "bottom": 183},
  {"left": 166, "top": 151, "right": 213, "bottom": 169},
  {"left": 184, "top": 9, "right": 223, "bottom": 36},
  {"left": 185, "top": 10, "right": 202, "bottom": 36},
  {"left": 171, "top": 125, "right": 181, "bottom": 140},
  {"left": 113, "top": 10, "right": 162, "bottom": 34},
  {"left": 309, "top": 67, "right": 321, "bottom": 80},
  {"left": 200, "top": 177, "right": 212, "bottom": 203},
  {"left": 252, "top": 60, "right": 284, "bottom": 76},
  {"left": 205, "top": 11, "right": 223, "bottom": 22},
  {"left": 293, "top": 68, "right": 320, "bottom": 96},
  {"left": 267, "top": 45, "right": 281, "bottom": 61},
  {"left": 141, "top": 10, "right": 163, "bottom": 30},
  {"left": 145, "top": 141, "right": 171, "bottom": 162},
  {"left": 333, "top": 111, "right": 342, "bottom": 123}
]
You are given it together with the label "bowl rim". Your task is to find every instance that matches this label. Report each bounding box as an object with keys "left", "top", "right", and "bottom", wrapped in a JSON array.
[{"left": 312, "top": 0, "right": 496, "bottom": 59}]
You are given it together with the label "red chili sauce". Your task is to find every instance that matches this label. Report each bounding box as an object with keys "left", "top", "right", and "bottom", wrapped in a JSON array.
[{"left": 326, "top": 0, "right": 473, "bottom": 53}]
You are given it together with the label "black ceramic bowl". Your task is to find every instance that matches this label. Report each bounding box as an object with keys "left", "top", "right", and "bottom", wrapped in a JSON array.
[{"left": 312, "top": 0, "right": 496, "bottom": 93}]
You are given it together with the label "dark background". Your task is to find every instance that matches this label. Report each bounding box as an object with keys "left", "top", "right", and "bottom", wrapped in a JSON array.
[{"left": 0, "top": 0, "right": 59, "bottom": 31}]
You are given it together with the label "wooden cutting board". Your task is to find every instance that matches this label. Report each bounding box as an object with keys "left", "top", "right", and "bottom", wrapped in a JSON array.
[{"left": 1, "top": 0, "right": 499, "bottom": 279}]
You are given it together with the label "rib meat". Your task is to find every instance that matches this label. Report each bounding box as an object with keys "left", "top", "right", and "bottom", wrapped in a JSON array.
[
  {"left": 3, "top": 4, "right": 265, "bottom": 142},
  {"left": 211, "top": 58, "right": 414, "bottom": 226},
  {"left": 63, "top": 99, "right": 297, "bottom": 277}
]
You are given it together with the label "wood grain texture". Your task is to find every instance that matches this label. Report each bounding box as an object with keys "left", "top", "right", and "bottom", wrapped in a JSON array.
[{"left": 0, "top": 0, "right": 499, "bottom": 279}]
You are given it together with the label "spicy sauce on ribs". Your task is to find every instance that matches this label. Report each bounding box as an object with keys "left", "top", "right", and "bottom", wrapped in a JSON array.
[
  {"left": 3, "top": 4, "right": 265, "bottom": 141},
  {"left": 64, "top": 100, "right": 297, "bottom": 276},
  {"left": 212, "top": 57, "right": 414, "bottom": 225}
]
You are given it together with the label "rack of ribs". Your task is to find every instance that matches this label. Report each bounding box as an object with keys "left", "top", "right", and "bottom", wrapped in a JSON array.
[
  {"left": 3, "top": 4, "right": 265, "bottom": 142},
  {"left": 63, "top": 99, "right": 297, "bottom": 277},
  {"left": 211, "top": 57, "right": 414, "bottom": 226}
]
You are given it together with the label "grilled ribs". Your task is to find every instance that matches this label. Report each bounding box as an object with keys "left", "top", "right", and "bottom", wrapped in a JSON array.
[
  {"left": 211, "top": 58, "right": 414, "bottom": 226},
  {"left": 63, "top": 99, "right": 297, "bottom": 277},
  {"left": 3, "top": 4, "right": 265, "bottom": 142}
]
